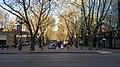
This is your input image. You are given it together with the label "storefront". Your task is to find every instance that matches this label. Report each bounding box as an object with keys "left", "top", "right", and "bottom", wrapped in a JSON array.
[
  {"left": 0, "top": 31, "right": 29, "bottom": 48},
  {"left": 94, "top": 30, "right": 120, "bottom": 49},
  {"left": 0, "top": 34, "right": 14, "bottom": 48}
]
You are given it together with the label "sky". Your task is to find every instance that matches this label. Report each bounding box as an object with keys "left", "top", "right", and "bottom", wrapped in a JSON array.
[
  {"left": 0, "top": 0, "right": 16, "bottom": 28},
  {"left": 0, "top": 0, "right": 60, "bottom": 30}
]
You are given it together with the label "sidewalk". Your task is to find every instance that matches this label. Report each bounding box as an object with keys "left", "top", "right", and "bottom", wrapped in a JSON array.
[{"left": 0, "top": 45, "right": 120, "bottom": 54}]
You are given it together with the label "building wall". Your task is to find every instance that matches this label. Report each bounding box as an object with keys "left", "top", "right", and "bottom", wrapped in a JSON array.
[
  {"left": 6, "top": 35, "right": 14, "bottom": 47},
  {"left": 0, "top": 35, "right": 14, "bottom": 47},
  {"left": 0, "top": 35, "right": 6, "bottom": 40}
]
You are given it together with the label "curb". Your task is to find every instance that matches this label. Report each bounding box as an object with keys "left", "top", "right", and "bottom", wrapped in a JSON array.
[{"left": 0, "top": 51, "right": 100, "bottom": 54}]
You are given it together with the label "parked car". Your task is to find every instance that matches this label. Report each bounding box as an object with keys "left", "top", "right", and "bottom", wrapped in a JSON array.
[
  {"left": 47, "top": 42, "right": 56, "bottom": 49},
  {"left": 12, "top": 45, "right": 17, "bottom": 48}
]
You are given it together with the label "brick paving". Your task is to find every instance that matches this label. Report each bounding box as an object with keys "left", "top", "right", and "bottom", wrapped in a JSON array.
[{"left": 0, "top": 45, "right": 120, "bottom": 54}]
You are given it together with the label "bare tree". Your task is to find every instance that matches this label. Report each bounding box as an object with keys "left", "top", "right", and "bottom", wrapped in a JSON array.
[
  {"left": 79, "top": 0, "right": 112, "bottom": 48},
  {"left": 0, "top": 0, "right": 54, "bottom": 50},
  {"left": 52, "top": 0, "right": 82, "bottom": 47},
  {"left": 0, "top": 9, "right": 10, "bottom": 28}
]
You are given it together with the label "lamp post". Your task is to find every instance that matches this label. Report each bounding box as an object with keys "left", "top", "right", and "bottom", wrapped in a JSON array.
[
  {"left": 101, "top": 25, "right": 106, "bottom": 47},
  {"left": 17, "top": 20, "right": 23, "bottom": 51},
  {"left": 99, "top": 21, "right": 105, "bottom": 49}
]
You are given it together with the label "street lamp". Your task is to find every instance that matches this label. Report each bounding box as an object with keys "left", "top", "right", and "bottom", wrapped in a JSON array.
[
  {"left": 17, "top": 20, "right": 23, "bottom": 51},
  {"left": 99, "top": 21, "right": 105, "bottom": 49}
]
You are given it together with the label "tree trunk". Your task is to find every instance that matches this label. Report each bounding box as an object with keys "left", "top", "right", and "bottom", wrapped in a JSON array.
[
  {"left": 69, "top": 37, "right": 73, "bottom": 47},
  {"left": 109, "top": 31, "right": 113, "bottom": 48},
  {"left": 38, "top": 35, "right": 44, "bottom": 50},
  {"left": 88, "top": 33, "right": 96, "bottom": 50},
  {"left": 30, "top": 36, "right": 35, "bottom": 51}
]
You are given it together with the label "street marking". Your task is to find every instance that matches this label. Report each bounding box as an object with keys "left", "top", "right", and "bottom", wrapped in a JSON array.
[{"left": 97, "top": 51, "right": 113, "bottom": 54}]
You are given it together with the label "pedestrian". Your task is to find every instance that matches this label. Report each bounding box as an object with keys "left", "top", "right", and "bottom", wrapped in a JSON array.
[
  {"left": 96, "top": 39, "right": 101, "bottom": 50},
  {"left": 1, "top": 44, "right": 3, "bottom": 50},
  {"left": 54, "top": 43, "right": 56, "bottom": 50},
  {"left": 41, "top": 44, "right": 43, "bottom": 50},
  {"left": 67, "top": 44, "right": 70, "bottom": 50},
  {"left": 80, "top": 40, "right": 83, "bottom": 50}
]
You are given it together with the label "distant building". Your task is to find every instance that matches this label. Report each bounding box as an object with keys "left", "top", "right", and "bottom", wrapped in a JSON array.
[{"left": 0, "top": 22, "right": 4, "bottom": 28}]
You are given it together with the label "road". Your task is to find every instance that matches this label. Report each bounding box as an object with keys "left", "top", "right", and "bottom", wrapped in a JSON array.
[{"left": 0, "top": 53, "right": 120, "bottom": 67}]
